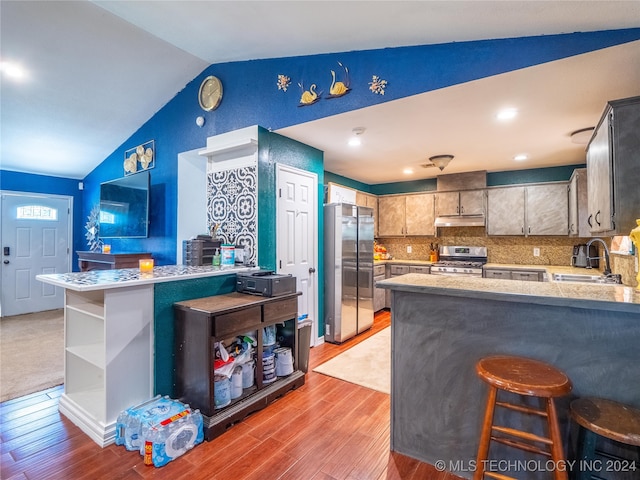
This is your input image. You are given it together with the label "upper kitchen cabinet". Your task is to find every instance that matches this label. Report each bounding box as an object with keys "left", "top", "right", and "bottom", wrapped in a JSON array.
[
  {"left": 436, "top": 190, "right": 485, "bottom": 216},
  {"left": 487, "top": 183, "right": 568, "bottom": 236},
  {"left": 356, "top": 191, "right": 378, "bottom": 237},
  {"left": 568, "top": 168, "right": 590, "bottom": 237},
  {"left": 586, "top": 96, "right": 640, "bottom": 235},
  {"left": 378, "top": 193, "right": 435, "bottom": 236},
  {"left": 434, "top": 189, "right": 485, "bottom": 227}
]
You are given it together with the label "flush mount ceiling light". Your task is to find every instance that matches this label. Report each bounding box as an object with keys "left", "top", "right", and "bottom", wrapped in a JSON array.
[
  {"left": 514, "top": 154, "right": 528, "bottom": 161},
  {"left": 348, "top": 127, "right": 366, "bottom": 147},
  {"left": 403, "top": 168, "right": 414, "bottom": 175},
  {"left": 496, "top": 108, "right": 518, "bottom": 121},
  {"left": 428, "top": 154, "right": 454, "bottom": 171},
  {"left": 570, "top": 127, "right": 595, "bottom": 144}
]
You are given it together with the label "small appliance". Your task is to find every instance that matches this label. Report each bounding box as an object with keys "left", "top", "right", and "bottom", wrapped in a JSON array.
[
  {"left": 571, "top": 244, "right": 599, "bottom": 268},
  {"left": 236, "top": 270, "right": 296, "bottom": 297}
]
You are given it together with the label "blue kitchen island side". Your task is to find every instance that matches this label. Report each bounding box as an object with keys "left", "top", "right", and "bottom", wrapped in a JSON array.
[{"left": 377, "top": 273, "right": 640, "bottom": 480}]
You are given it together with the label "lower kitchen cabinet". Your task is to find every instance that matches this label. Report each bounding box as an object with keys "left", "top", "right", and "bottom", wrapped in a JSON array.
[
  {"left": 173, "top": 292, "right": 305, "bottom": 440},
  {"left": 373, "top": 264, "right": 386, "bottom": 312},
  {"left": 483, "top": 267, "right": 545, "bottom": 282}
]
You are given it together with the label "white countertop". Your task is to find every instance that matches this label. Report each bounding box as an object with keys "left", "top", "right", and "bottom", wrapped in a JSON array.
[{"left": 36, "top": 265, "right": 256, "bottom": 291}]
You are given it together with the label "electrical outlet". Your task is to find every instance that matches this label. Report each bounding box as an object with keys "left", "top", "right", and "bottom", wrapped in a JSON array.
[
  {"left": 407, "top": 245, "right": 412, "bottom": 254},
  {"left": 533, "top": 248, "right": 540, "bottom": 257}
]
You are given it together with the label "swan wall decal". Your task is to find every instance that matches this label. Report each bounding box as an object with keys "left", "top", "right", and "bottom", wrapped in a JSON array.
[
  {"left": 298, "top": 82, "right": 321, "bottom": 106},
  {"left": 327, "top": 62, "right": 351, "bottom": 98}
]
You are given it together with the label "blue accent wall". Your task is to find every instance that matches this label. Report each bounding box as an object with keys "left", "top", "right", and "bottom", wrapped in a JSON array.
[
  {"left": 6, "top": 29, "right": 640, "bottom": 268},
  {"left": 1, "top": 170, "right": 84, "bottom": 271}
]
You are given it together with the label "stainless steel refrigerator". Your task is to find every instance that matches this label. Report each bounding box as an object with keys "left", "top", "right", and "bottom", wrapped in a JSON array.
[{"left": 324, "top": 203, "right": 374, "bottom": 343}]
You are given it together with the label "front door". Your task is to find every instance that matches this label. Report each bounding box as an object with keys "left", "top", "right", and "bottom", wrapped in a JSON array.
[
  {"left": 276, "top": 165, "right": 318, "bottom": 346},
  {"left": 1, "top": 192, "right": 71, "bottom": 316}
]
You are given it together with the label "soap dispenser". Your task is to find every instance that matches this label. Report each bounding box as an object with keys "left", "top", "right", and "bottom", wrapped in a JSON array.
[{"left": 212, "top": 248, "right": 221, "bottom": 267}]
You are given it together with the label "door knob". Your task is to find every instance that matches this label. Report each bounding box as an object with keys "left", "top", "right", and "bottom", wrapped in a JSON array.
[
  {"left": 3, "top": 260, "right": 9, "bottom": 264},
  {"left": 308, "top": 267, "right": 316, "bottom": 274}
]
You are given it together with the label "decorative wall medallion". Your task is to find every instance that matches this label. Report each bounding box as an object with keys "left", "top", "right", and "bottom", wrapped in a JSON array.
[
  {"left": 369, "top": 75, "right": 388, "bottom": 95},
  {"left": 298, "top": 82, "right": 321, "bottom": 106},
  {"left": 84, "top": 204, "right": 103, "bottom": 251},
  {"left": 326, "top": 62, "right": 351, "bottom": 99},
  {"left": 207, "top": 166, "right": 257, "bottom": 265},
  {"left": 124, "top": 140, "right": 155, "bottom": 175},
  {"left": 277, "top": 74, "right": 291, "bottom": 91}
]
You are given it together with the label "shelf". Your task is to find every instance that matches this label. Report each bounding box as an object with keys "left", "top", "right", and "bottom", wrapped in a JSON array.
[
  {"left": 67, "top": 344, "right": 105, "bottom": 369},
  {"left": 66, "top": 304, "right": 104, "bottom": 321},
  {"left": 66, "top": 290, "right": 104, "bottom": 318},
  {"left": 199, "top": 138, "right": 258, "bottom": 162}
]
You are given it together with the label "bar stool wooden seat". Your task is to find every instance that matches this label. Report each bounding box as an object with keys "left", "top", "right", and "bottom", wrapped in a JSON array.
[
  {"left": 474, "top": 355, "right": 573, "bottom": 480},
  {"left": 570, "top": 397, "right": 640, "bottom": 480}
]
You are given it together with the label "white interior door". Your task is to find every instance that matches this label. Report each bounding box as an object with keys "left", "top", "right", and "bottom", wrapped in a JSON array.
[
  {"left": 1, "top": 192, "right": 71, "bottom": 317},
  {"left": 276, "top": 165, "right": 319, "bottom": 346}
]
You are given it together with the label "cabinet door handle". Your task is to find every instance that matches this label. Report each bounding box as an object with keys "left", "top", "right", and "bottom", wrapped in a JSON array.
[
  {"left": 457, "top": 205, "right": 460, "bottom": 214},
  {"left": 595, "top": 210, "right": 601, "bottom": 226},
  {"left": 521, "top": 226, "right": 524, "bottom": 234},
  {"left": 460, "top": 205, "right": 463, "bottom": 214},
  {"left": 528, "top": 226, "right": 531, "bottom": 234},
  {"left": 587, "top": 214, "right": 593, "bottom": 228}
]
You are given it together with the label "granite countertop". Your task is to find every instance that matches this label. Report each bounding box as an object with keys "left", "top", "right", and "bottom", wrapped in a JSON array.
[
  {"left": 36, "top": 265, "right": 256, "bottom": 292},
  {"left": 376, "top": 272, "right": 640, "bottom": 313}
]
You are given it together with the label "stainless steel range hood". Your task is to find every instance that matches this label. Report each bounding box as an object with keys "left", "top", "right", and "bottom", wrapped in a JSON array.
[{"left": 434, "top": 215, "right": 485, "bottom": 228}]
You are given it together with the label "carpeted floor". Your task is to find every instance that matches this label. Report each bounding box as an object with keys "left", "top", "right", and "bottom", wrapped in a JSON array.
[
  {"left": 313, "top": 327, "right": 390, "bottom": 394},
  {"left": 0, "top": 309, "right": 64, "bottom": 402}
]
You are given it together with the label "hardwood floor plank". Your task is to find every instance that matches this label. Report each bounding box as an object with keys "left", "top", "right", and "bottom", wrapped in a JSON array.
[{"left": 0, "top": 311, "right": 453, "bottom": 480}]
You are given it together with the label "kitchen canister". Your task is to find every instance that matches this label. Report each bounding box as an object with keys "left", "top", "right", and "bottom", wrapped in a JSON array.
[
  {"left": 231, "top": 366, "right": 243, "bottom": 399},
  {"left": 262, "top": 351, "right": 277, "bottom": 384},
  {"left": 275, "top": 347, "right": 294, "bottom": 377},
  {"left": 213, "top": 374, "right": 231, "bottom": 409},
  {"left": 220, "top": 244, "right": 235, "bottom": 268},
  {"left": 241, "top": 359, "right": 255, "bottom": 388}
]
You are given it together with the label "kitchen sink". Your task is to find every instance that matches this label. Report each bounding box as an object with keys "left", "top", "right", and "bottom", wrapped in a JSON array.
[{"left": 551, "top": 273, "right": 622, "bottom": 284}]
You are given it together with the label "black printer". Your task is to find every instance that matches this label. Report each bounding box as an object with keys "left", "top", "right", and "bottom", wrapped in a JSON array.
[{"left": 236, "top": 270, "right": 296, "bottom": 297}]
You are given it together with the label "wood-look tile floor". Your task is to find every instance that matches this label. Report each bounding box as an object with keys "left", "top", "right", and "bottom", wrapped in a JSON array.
[{"left": 0, "top": 310, "right": 463, "bottom": 480}]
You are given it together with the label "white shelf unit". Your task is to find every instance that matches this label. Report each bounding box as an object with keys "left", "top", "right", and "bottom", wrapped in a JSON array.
[{"left": 59, "top": 284, "right": 154, "bottom": 447}]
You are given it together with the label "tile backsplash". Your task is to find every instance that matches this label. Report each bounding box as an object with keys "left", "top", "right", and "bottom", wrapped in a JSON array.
[{"left": 378, "top": 227, "right": 593, "bottom": 267}]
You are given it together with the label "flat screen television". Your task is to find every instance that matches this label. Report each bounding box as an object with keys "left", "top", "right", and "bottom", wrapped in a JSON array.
[{"left": 99, "top": 171, "right": 150, "bottom": 238}]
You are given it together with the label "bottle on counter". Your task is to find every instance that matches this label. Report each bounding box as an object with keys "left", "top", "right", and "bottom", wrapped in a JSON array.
[{"left": 212, "top": 248, "right": 221, "bottom": 267}]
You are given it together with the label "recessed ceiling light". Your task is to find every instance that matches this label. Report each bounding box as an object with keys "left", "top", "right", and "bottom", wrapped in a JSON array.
[
  {"left": 348, "top": 127, "right": 365, "bottom": 147},
  {"left": 496, "top": 108, "right": 518, "bottom": 121},
  {"left": 514, "top": 154, "right": 528, "bottom": 161},
  {"left": 0, "top": 61, "right": 27, "bottom": 80},
  {"left": 403, "top": 168, "right": 414, "bottom": 175}
]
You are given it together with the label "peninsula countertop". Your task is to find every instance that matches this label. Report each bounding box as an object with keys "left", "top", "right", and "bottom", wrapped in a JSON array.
[
  {"left": 36, "top": 264, "right": 256, "bottom": 292},
  {"left": 376, "top": 272, "right": 640, "bottom": 313}
]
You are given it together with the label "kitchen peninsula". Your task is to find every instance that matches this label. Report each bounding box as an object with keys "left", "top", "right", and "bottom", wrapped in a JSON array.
[
  {"left": 36, "top": 264, "right": 255, "bottom": 446},
  {"left": 376, "top": 274, "right": 640, "bottom": 480}
]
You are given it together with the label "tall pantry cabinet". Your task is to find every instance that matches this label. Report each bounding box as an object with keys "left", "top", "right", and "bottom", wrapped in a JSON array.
[{"left": 586, "top": 96, "right": 640, "bottom": 235}]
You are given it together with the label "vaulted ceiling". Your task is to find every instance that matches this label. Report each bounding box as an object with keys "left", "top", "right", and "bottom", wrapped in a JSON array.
[{"left": 1, "top": 1, "right": 639, "bottom": 183}]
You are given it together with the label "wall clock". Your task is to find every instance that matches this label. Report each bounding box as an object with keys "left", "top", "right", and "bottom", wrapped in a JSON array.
[{"left": 198, "top": 75, "right": 223, "bottom": 111}]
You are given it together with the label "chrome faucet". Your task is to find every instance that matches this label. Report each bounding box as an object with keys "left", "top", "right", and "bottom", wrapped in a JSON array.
[{"left": 586, "top": 238, "right": 611, "bottom": 275}]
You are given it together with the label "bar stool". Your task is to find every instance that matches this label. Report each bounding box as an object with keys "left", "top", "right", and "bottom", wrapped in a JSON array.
[
  {"left": 474, "top": 355, "right": 573, "bottom": 480},
  {"left": 570, "top": 397, "right": 640, "bottom": 480}
]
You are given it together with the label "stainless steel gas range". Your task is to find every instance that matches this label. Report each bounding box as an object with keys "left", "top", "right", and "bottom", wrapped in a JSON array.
[{"left": 430, "top": 246, "right": 487, "bottom": 277}]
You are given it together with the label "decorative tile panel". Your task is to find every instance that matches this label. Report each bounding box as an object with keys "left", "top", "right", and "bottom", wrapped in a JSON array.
[{"left": 207, "top": 166, "right": 257, "bottom": 265}]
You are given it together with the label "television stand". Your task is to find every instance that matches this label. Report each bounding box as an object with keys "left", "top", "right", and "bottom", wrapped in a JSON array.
[{"left": 77, "top": 251, "right": 152, "bottom": 272}]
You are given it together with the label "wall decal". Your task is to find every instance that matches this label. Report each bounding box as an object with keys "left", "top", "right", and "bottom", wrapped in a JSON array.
[
  {"left": 326, "top": 62, "right": 351, "bottom": 98},
  {"left": 298, "top": 82, "right": 321, "bottom": 106},
  {"left": 124, "top": 140, "right": 155, "bottom": 175},
  {"left": 369, "top": 75, "right": 388, "bottom": 95},
  {"left": 277, "top": 74, "right": 291, "bottom": 91},
  {"left": 84, "top": 204, "right": 103, "bottom": 251}
]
